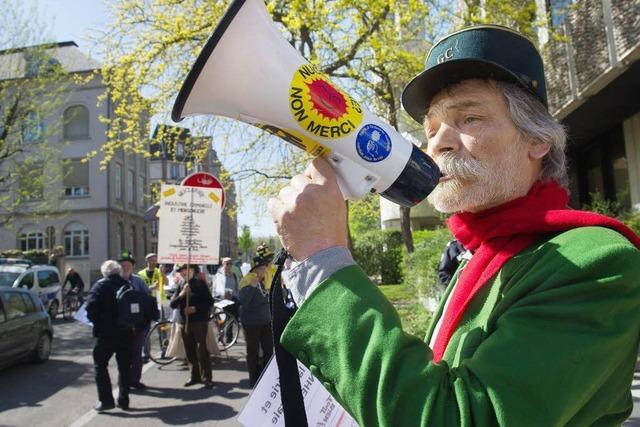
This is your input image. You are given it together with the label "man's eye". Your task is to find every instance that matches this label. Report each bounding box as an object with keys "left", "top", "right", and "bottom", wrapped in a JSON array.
[{"left": 463, "top": 116, "right": 479, "bottom": 124}]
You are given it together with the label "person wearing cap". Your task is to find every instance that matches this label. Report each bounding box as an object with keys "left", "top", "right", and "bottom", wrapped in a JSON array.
[
  {"left": 237, "top": 255, "right": 273, "bottom": 388},
  {"left": 138, "top": 253, "right": 165, "bottom": 316},
  {"left": 118, "top": 250, "right": 156, "bottom": 390},
  {"left": 138, "top": 253, "right": 163, "bottom": 298},
  {"left": 255, "top": 243, "right": 276, "bottom": 290},
  {"left": 169, "top": 264, "right": 215, "bottom": 389},
  {"left": 268, "top": 25, "right": 640, "bottom": 425},
  {"left": 214, "top": 257, "right": 240, "bottom": 299}
]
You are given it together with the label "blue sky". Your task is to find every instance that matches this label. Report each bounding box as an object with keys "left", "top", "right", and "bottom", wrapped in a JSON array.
[{"left": 36, "top": 0, "right": 276, "bottom": 238}]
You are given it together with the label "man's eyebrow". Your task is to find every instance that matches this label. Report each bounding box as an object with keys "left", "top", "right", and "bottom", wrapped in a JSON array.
[{"left": 426, "top": 100, "right": 486, "bottom": 119}]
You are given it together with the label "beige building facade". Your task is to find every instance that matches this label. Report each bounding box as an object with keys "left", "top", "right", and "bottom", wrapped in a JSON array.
[{"left": 0, "top": 42, "right": 151, "bottom": 284}]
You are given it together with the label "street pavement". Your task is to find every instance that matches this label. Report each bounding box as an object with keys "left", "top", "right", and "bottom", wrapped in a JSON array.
[
  {"left": 0, "top": 317, "right": 251, "bottom": 427},
  {"left": 2, "top": 316, "right": 640, "bottom": 426}
]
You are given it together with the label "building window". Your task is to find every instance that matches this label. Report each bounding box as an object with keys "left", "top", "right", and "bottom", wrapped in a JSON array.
[
  {"left": 151, "top": 220, "right": 158, "bottom": 237},
  {"left": 63, "top": 105, "right": 89, "bottom": 140},
  {"left": 575, "top": 125, "right": 630, "bottom": 211},
  {"left": 142, "top": 227, "right": 148, "bottom": 255},
  {"left": 64, "top": 222, "right": 89, "bottom": 257},
  {"left": 17, "top": 230, "right": 44, "bottom": 251},
  {"left": 130, "top": 225, "right": 136, "bottom": 255},
  {"left": 138, "top": 176, "right": 145, "bottom": 208},
  {"left": 115, "top": 164, "right": 122, "bottom": 200},
  {"left": 63, "top": 159, "right": 90, "bottom": 197},
  {"left": 127, "top": 170, "right": 135, "bottom": 204},
  {"left": 21, "top": 111, "right": 44, "bottom": 144},
  {"left": 18, "top": 162, "right": 44, "bottom": 200},
  {"left": 177, "top": 143, "right": 184, "bottom": 157},
  {"left": 116, "top": 222, "right": 124, "bottom": 254},
  {"left": 546, "top": 0, "right": 571, "bottom": 27},
  {"left": 170, "top": 164, "right": 180, "bottom": 180}
]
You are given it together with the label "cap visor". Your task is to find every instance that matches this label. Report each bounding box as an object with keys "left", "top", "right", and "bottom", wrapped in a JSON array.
[{"left": 401, "top": 59, "right": 529, "bottom": 124}]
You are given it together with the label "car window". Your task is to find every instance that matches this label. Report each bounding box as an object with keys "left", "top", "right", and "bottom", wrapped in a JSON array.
[
  {"left": 20, "top": 293, "right": 37, "bottom": 314},
  {"left": 18, "top": 272, "right": 34, "bottom": 289},
  {"left": 5, "top": 292, "right": 28, "bottom": 319},
  {"left": 0, "top": 272, "right": 20, "bottom": 287},
  {"left": 49, "top": 271, "right": 60, "bottom": 284},
  {"left": 37, "top": 270, "right": 51, "bottom": 287},
  {"left": 0, "top": 299, "right": 6, "bottom": 323}
]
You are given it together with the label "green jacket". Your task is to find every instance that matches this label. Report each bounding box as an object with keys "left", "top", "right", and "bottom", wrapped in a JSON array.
[{"left": 281, "top": 227, "right": 640, "bottom": 426}]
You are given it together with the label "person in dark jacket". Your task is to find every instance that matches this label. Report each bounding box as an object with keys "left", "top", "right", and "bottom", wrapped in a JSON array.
[
  {"left": 85, "top": 260, "right": 135, "bottom": 412},
  {"left": 63, "top": 267, "right": 85, "bottom": 304},
  {"left": 238, "top": 255, "right": 273, "bottom": 387},
  {"left": 437, "top": 239, "right": 466, "bottom": 289},
  {"left": 169, "top": 264, "right": 214, "bottom": 389}
]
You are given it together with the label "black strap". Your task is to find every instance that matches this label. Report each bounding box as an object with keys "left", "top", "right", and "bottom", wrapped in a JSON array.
[{"left": 269, "top": 249, "right": 308, "bottom": 427}]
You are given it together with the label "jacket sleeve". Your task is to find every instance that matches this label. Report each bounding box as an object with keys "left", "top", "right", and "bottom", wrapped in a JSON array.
[
  {"left": 85, "top": 281, "right": 102, "bottom": 324},
  {"left": 238, "top": 286, "right": 258, "bottom": 308},
  {"left": 280, "top": 229, "right": 640, "bottom": 427},
  {"left": 169, "top": 284, "right": 183, "bottom": 309},
  {"left": 195, "top": 282, "right": 214, "bottom": 314}
]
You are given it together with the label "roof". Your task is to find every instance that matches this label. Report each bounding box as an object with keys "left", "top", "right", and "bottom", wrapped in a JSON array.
[{"left": 0, "top": 41, "right": 101, "bottom": 80}]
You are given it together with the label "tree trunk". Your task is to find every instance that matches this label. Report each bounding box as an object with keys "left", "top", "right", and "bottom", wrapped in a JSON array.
[{"left": 400, "top": 206, "right": 414, "bottom": 253}]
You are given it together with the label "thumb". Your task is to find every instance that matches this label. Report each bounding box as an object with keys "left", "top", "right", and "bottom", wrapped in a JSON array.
[{"left": 306, "top": 157, "right": 338, "bottom": 186}]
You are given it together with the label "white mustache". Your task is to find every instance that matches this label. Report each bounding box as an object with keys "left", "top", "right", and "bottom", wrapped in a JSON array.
[{"left": 436, "top": 153, "right": 488, "bottom": 181}]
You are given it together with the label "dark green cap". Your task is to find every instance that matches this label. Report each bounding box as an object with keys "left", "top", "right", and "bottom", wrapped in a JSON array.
[
  {"left": 117, "top": 250, "right": 135, "bottom": 264},
  {"left": 402, "top": 25, "right": 547, "bottom": 124}
]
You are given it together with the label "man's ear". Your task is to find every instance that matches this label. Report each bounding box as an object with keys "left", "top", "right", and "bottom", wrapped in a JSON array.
[{"left": 528, "top": 142, "right": 551, "bottom": 160}]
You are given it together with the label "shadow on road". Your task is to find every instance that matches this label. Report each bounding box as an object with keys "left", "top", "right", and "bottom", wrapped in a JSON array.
[
  {"left": 0, "top": 358, "right": 89, "bottom": 412},
  {"left": 101, "top": 401, "right": 237, "bottom": 424},
  {"left": 133, "top": 380, "right": 249, "bottom": 401}
]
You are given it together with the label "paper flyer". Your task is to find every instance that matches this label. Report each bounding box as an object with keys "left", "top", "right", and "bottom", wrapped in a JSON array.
[
  {"left": 73, "top": 303, "right": 92, "bottom": 326},
  {"left": 238, "top": 357, "right": 359, "bottom": 427}
]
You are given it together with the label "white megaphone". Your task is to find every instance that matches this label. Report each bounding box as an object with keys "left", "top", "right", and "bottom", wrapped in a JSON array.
[{"left": 172, "top": 0, "right": 440, "bottom": 207}]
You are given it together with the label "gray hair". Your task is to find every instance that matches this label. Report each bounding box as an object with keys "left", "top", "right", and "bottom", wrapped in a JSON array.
[
  {"left": 101, "top": 260, "right": 122, "bottom": 278},
  {"left": 498, "top": 81, "right": 568, "bottom": 188}
]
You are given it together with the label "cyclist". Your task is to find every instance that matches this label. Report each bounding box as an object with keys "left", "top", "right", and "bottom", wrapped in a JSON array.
[{"left": 63, "top": 267, "right": 85, "bottom": 305}]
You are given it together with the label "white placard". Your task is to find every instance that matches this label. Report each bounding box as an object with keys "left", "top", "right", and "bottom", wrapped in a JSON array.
[
  {"left": 157, "top": 184, "right": 222, "bottom": 265},
  {"left": 238, "top": 357, "right": 359, "bottom": 427}
]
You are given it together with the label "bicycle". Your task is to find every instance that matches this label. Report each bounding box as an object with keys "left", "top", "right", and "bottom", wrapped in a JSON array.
[
  {"left": 210, "top": 299, "right": 240, "bottom": 351},
  {"left": 145, "top": 319, "right": 177, "bottom": 365},
  {"left": 62, "top": 290, "right": 82, "bottom": 320}
]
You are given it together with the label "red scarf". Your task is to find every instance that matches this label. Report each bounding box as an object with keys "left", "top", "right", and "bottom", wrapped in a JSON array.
[{"left": 432, "top": 181, "right": 640, "bottom": 362}]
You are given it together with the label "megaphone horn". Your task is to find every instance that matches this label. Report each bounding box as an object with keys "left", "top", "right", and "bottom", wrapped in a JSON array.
[{"left": 172, "top": 0, "right": 440, "bottom": 207}]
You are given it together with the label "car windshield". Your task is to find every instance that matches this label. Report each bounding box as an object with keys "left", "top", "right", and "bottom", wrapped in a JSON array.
[{"left": 0, "top": 272, "right": 20, "bottom": 287}]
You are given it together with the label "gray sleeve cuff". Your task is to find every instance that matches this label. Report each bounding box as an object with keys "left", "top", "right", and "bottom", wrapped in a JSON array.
[{"left": 283, "top": 246, "right": 355, "bottom": 306}]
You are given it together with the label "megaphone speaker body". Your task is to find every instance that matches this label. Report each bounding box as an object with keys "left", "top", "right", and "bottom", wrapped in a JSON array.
[{"left": 173, "top": 0, "right": 440, "bottom": 207}]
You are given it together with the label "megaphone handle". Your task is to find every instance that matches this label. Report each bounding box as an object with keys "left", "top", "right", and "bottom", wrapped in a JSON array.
[{"left": 326, "top": 154, "right": 379, "bottom": 201}]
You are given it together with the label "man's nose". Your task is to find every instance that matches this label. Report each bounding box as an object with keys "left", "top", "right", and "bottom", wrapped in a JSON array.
[{"left": 426, "top": 122, "right": 460, "bottom": 158}]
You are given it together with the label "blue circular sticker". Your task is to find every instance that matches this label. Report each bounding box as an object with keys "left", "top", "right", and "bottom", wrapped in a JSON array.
[{"left": 355, "top": 124, "right": 392, "bottom": 162}]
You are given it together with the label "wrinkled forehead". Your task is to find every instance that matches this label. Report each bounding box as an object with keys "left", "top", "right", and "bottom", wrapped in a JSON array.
[{"left": 426, "top": 79, "right": 501, "bottom": 121}]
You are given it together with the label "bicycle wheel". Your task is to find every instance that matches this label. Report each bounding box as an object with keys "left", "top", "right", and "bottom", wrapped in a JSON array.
[
  {"left": 146, "top": 320, "right": 176, "bottom": 365},
  {"left": 213, "top": 311, "right": 240, "bottom": 351},
  {"left": 62, "top": 296, "right": 75, "bottom": 320}
]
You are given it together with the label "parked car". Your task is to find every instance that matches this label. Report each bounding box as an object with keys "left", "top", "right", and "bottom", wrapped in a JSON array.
[
  {"left": 0, "top": 264, "right": 63, "bottom": 318},
  {"left": 0, "top": 287, "right": 53, "bottom": 369}
]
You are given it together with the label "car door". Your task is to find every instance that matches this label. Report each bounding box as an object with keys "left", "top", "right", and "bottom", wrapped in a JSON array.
[
  {"left": 0, "top": 291, "right": 32, "bottom": 359},
  {"left": 15, "top": 271, "right": 38, "bottom": 301},
  {"left": 0, "top": 295, "right": 14, "bottom": 361},
  {"left": 36, "top": 270, "right": 56, "bottom": 309}
]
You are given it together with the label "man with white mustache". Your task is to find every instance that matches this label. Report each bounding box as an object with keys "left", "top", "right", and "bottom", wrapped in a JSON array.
[{"left": 268, "top": 25, "right": 640, "bottom": 426}]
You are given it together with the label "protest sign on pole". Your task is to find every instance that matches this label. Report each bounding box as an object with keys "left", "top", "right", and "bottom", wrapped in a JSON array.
[{"left": 157, "top": 172, "right": 225, "bottom": 265}]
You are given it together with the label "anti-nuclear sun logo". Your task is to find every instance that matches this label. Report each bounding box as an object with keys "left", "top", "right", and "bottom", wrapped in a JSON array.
[{"left": 289, "top": 64, "right": 363, "bottom": 139}]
